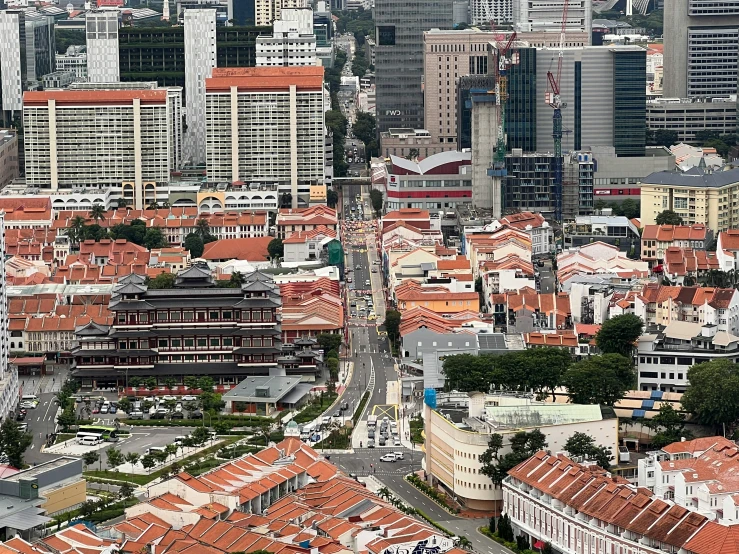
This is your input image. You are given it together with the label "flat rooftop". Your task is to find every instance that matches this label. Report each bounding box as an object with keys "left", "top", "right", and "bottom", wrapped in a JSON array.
[{"left": 223, "top": 375, "right": 303, "bottom": 403}]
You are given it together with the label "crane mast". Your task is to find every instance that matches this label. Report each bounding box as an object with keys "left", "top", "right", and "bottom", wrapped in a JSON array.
[{"left": 546, "top": 0, "right": 569, "bottom": 223}]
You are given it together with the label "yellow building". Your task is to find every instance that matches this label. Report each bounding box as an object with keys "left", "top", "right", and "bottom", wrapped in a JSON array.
[{"left": 640, "top": 167, "right": 739, "bottom": 231}]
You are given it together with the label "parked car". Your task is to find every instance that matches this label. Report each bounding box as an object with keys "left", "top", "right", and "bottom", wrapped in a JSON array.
[
  {"left": 170, "top": 411, "right": 184, "bottom": 419},
  {"left": 380, "top": 453, "right": 397, "bottom": 462},
  {"left": 129, "top": 410, "right": 144, "bottom": 420},
  {"left": 182, "top": 395, "right": 197, "bottom": 401},
  {"left": 367, "top": 438, "right": 375, "bottom": 448}
]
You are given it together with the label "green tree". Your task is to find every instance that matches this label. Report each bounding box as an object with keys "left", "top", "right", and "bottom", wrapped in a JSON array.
[
  {"left": 164, "top": 377, "right": 176, "bottom": 391},
  {"left": 106, "top": 447, "right": 124, "bottom": 471},
  {"left": 198, "top": 376, "right": 215, "bottom": 392},
  {"left": 645, "top": 404, "right": 692, "bottom": 448},
  {"left": 327, "top": 189, "right": 339, "bottom": 208},
  {"left": 327, "top": 357, "right": 339, "bottom": 380},
  {"left": 655, "top": 209, "right": 684, "bottom": 226},
  {"left": 480, "top": 430, "right": 547, "bottom": 485},
  {"left": 563, "top": 354, "right": 634, "bottom": 405},
  {"left": 564, "top": 432, "right": 613, "bottom": 470},
  {"left": 146, "top": 272, "right": 176, "bottom": 289},
  {"left": 682, "top": 359, "right": 739, "bottom": 431},
  {"left": 383, "top": 310, "right": 400, "bottom": 346},
  {"left": 89, "top": 203, "right": 107, "bottom": 222},
  {"left": 268, "top": 238, "right": 284, "bottom": 259},
  {"left": 141, "top": 455, "right": 156, "bottom": 473},
  {"left": 596, "top": 313, "right": 643, "bottom": 358},
  {"left": 442, "top": 354, "right": 493, "bottom": 392},
  {"left": 145, "top": 377, "right": 158, "bottom": 390},
  {"left": 184, "top": 376, "right": 199, "bottom": 390},
  {"left": 326, "top": 378, "right": 337, "bottom": 396},
  {"left": 648, "top": 129, "right": 678, "bottom": 148},
  {"left": 184, "top": 233, "right": 205, "bottom": 258},
  {"left": 124, "top": 452, "right": 140, "bottom": 467},
  {"left": 82, "top": 451, "right": 100, "bottom": 470},
  {"left": 0, "top": 418, "right": 33, "bottom": 469},
  {"left": 496, "top": 513, "right": 514, "bottom": 542},
  {"left": 195, "top": 218, "right": 212, "bottom": 240},
  {"left": 704, "top": 138, "right": 730, "bottom": 158},
  {"left": 118, "top": 482, "right": 135, "bottom": 500},
  {"left": 67, "top": 215, "right": 87, "bottom": 246},
  {"left": 369, "top": 189, "right": 383, "bottom": 216},
  {"left": 354, "top": 112, "right": 378, "bottom": 158},
  {"left": 143, "top": 227, "right": 169, "bottom": 249},
  {"left": 55, "top": 29, "right": 86, "bottom": 54},
  {"left": 317, "top": 333, "right": 342, "bottom": 353},
  {"left": 191, "top": 426, "right": 209, "bottom": 445},
  {"left": 214, "top": 420, "right": 231, "bottom": 435}
]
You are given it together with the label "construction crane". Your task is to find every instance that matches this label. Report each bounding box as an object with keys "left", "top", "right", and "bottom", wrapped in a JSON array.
[{"left": 546, "top": 0, "right": 569, "bottom": 223}]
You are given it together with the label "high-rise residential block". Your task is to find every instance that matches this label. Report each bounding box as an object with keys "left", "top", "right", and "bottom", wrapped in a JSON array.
[
  {"left": 375, "top": 0, "right": 454, "bottom": 133},
  {"left": 184, "top": 9, "right": 217, "bottom": 165},
  {"left": 256, "top": 8, "right": 317, "bottom": 67},
  {"left": 205, "top": 67, "right": 326, "bottom": 208},
  {"left": 255, "top": 0, "right": 307, "bottom": 26},
  {"left": 0, "top": 10, "right": 55, "bottom": 113},
  {"left": 0, "top": 213, "right": 18, "bottom": 421},
  {"left": 513, "top": 0, "right": 592, "bottom": 36},
  {"left": 23, "top": 87, "right": 183, "bottom": 208},
  {"left": 663, "top": 0, "right": 739, "bottom": 98},
  {"left": 86, "top": 11, "right": 120, "bottom": 84}
]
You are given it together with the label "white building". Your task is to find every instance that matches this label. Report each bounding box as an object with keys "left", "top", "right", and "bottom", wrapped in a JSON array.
[
  {"left": 23, "top": 87, "right": 183, "bottom": 209},
  {"left": 569, "top": 282, "right": 614, "bottom": 325},
  {"left": 85, "top": 11, "right": 120, "bottom": 84},
  {"left": 0, "top": 213, "right": 19, "bottom": 421},
  {"left": 255, "top": 0, "right": 308, "bottom": 26},
  {"left": 424, "top": 392, "right": 618, "bottom": 513},
  {"left": 504, "top": 448, "right": 723, "bottom": 554},
  {"left": 205, "top": 67, "right": 326, "bottom": 209},
  {"left": 647, "top": 97, "right": 737, "bottom": 144},
  {"left": 513, "top": 0, "right": 592, "bottom": 36},
  {"left": 184, "top": 9, "right": 217, "bottom": 166},
  {"left": 470, "top": 0, "right": 511, "bottom": 25},
  {"left": 256, "top": 8, "right": 317, "bottom": 67},
  {"left": 55, "top": 49, "right": 88, "bottom": 81},
  {"left": 637, "top": 321, "right": 739, "bottom": 393}
]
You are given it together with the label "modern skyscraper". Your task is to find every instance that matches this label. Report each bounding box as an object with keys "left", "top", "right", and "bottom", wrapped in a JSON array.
[
  {"left": 0, "top": 10, "right": 55, "bottom": 113},
  {"left": 513, "top": 0, "right": 592, "bottom": 36},
  {"left": 23, "top": 86, "right": 183, "bottom": 207},
  {"left": 0, "top": 212, "right": 18, "bottom": 422},
  {"left": 205, "top": 67, "right": 326, "bottom": 208},
  {"left": 184, "top": 9, "right": 217, "bottom": 165},
  {"left": 375, "top": 0, "right": 454, "bottom": 133},
  {"left": 663, "top": 0, "right": 739, "bottom": 98},
  {"left": 470, "top": 0, "right": 511, "bottom": 25},
  {"left": 86, "top": 11, "right": 121, "bottom": 84}
]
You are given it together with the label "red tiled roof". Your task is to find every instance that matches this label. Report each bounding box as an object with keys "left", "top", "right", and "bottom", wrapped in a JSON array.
[
  {"left": 201, "top": 237, "right": 272, "bottom": 262},
  {"left": 642, "top": 224, "right": 708, "bottom": 242},
  {"left": 24, "top": 89, "right": 168, "bottom": 105},
  {"left": 207, "top": 67, "right": 325, "bottom": 93}
]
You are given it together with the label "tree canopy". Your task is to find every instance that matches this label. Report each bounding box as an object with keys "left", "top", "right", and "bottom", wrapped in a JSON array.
[
  {"left": 681, "top": 359, "right": 739, "bottom": 431},
  {"left": 0, "top": 419, "right": 33, "bottom": 469},
  {"left": 384, "top": 310, "right": 401, "bottom": 345},
  {"left": 441, "top": 348, "right": 572, "bottom": 400},
  {"left": 562, "top": 354, "right": 634, "bottom": 406},
  {"left": 655, "top": 210, "right": 684, "bottom": 226},
  {"left": 480, "top": 430, "right": 547, "bottom": 485},
  {"left": 596, "top": 314, "right": 643, "bottom": 358},
  {"left": 268, "top": 238, "right": 284, "bottom": 259},
  {"left": 563, "top": 432, "right": 613, "bottom": 470},
  {"left": 184, "top": 233, "right": 205, "bottom": 258},
  {"left": 147, "top": 272, "right": 176, "bottom": 289},
  {"left": 369, "top": 189, "right": 383, "bottom": 215},
  {"left": 645, "top": 404, "right": 692, "bottom": 448}
]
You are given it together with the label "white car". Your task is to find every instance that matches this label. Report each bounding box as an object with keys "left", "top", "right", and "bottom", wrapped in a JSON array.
[
  {"left": 162, "top": 395, "right": 176, "bottom": 402},
  {"left": 181, "top": 395, "right": 197, "bottom": 402},
  {"left": 380, "top": 453, "right": 397, "bottom": 462},
  {"left": 20, "top": 401, "right": 36, "bottom": 410},
  {"left": 394, "top": 438, "right": 402, "bottom": 447}
]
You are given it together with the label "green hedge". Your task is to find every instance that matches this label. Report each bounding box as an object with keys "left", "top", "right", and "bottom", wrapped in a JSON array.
[
  {"left": 353, "top": 391, "right": 370, "bottom": 425},
  {"left": 121, "top": 416, "right": 272, "bottom": 427},
  {"left": 416, "top": 509, "right": 453, "bottom": 536},
  {"left": 406, "top": 474, "right": 458, "bottom": 514},
  {"left": 479, "top": 527, "right": 538, "bottom": 554}
]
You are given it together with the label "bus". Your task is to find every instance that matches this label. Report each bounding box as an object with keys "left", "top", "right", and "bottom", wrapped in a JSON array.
[{"left": 76, "top": 425, "right": 119, "bottom": 442}]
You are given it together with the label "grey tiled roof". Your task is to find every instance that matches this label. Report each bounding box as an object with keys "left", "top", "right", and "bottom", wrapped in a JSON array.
[{"left": 642, "top": 167, "right": 739, "bottom": 188}]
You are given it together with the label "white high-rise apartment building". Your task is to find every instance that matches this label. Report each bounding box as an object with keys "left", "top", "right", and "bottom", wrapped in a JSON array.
[
  {"left": 0, "top": 213, "right": 19, "bottom": 422},
  {"left": 471, "top": 0, "right": 511, "bottom": 25},
  {"left": 513, "top": 0, "right": 592, "bottom": 37},
  {"left": 23, "top": 87, "right": 183, "bottom": 209},
  {"left": 86, "top": 11, "right": 120, "bottom": 84},
  {"left": 256, "top": 8, "right": 317, "bottom": 67},
  {"left": 255, "top": 0, "right": 308, "bottom": 26},
  {"left": 205, "top": 67, "right": 326, "bottom": 208},
  {"left": 184, "top": 9, "right": 216, "bottom": 166}
]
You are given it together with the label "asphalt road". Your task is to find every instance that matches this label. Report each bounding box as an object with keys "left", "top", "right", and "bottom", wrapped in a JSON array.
[{"left": 538, "top": 259, "right": 556, "bottom": 294}]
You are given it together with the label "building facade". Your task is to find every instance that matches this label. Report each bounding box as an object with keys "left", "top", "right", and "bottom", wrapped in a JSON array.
[
  {"left": 663, "top": 0, "right": 739, "bottom": 98},
  {"left": 0, "top": 10, "right": 55, "bottom": 113},
  {"left": 205, "top": 67, "right": 325, "bottom": 208},
  {"left": 640, "top": 166, "right": 739, "bottom": 231},
  {"left": 375, "top": 0, "right": 454, "bottom": 133},
  {"left": 55, "top": 48, "right": 88, "bottom": 81},
  {"left": 513, "top": 0, "right": 592, "bottom": 35},
  {"left": 85, "top": 11, "right": 120, "bottom": 84},
  {"left": 471, "top": 0, "right": 510, "bottom": 25},
  {"left": 119, "top": 26, "right": 267, "bottom": 88},
  {"left": 72, "top": 269, "right": 297, "bottom": 388},
  {"left": 23, "top": 87, "right": 183, "bottom": 208},
  {"left": 256, "top": 8, "right": 317, "bottom": 67},
  {"left": 184, "top": 9, "right": 217, "bottom": 166},
  {"left": 647, "top": 98, "right": 738, "bottom": 144},
  {"left": 0, "top": 213, "right": 19, "bottom": 421}
]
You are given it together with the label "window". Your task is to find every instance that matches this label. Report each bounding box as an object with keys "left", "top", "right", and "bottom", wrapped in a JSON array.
[
  {"left": 197, "top": 338, "right": 207, "bottom": 347},
  {"left": 183, "top": 311, "right": 194, "bottom": 321},
  {"left": 210, "top": 339, "right": 220, "bottom": 347},
  {"left": 170, "top": 312, "right": 181, "bottom": 321},
  {"left": 209, "top": 311, "right": 219, "bottom": 320},
  {"left": 172, "top": 339, "right": 181, "bottom": 347},
  {"left": 185, "top": 339, "right": 194, "bottom": 347},
  {"left": 157, "top": 312, "right": 168, "bottom": 322},
  {"left": 158, "top": 340, "right": 168, "bottom": 348},
  {"left": 223, "top": 338, "right": 233, "bottom": 347},
  {"left": 223, "top": 311, "right": 232, "bottom": 320}
]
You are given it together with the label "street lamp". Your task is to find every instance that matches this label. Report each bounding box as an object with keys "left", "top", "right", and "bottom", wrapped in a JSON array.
[{"left": 202, "top": 411, "right": 212, "bottom": 428}]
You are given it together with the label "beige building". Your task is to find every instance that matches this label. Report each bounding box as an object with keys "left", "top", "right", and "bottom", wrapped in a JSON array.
[
  {"left": 424, "top": 392, "right": 618, "bottom": 514},
  {"left": 422, "top": 29, "right": 589, "bottom": 150},
  {"left": 640, "top": 166, "right": 739, "bottom": 231},
  {"left": 255, "top": 0, "right": 307, "bottom": 26},
  {"left": 0, "top": 130, "right": 18, "bottom": 189}
]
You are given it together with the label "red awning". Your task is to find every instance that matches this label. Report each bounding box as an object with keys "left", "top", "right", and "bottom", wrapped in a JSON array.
[{"left": 533, "top": 540, "right": 544, "bottom": 550}]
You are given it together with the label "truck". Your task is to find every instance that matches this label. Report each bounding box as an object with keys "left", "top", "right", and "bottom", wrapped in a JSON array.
[{"left": 367, "top": 414, "right": 377, "bottom": 428}]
